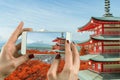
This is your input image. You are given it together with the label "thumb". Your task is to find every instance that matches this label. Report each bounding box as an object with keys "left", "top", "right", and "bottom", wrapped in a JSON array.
[
  {"left": 47, "top": 54, "right": 61, "bottom": 79},
  {"left": 14, "top": 54, "right": 34, "bottom": 67}
]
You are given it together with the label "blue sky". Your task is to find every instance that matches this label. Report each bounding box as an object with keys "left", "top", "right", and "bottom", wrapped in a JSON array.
[{"left": 0, "top": 0, "right": 120, "bottom": 42}]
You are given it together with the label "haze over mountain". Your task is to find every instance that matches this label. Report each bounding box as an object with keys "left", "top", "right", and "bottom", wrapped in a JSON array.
[{"left": 27, "top": 41, "right": 52, "bottom": 48}]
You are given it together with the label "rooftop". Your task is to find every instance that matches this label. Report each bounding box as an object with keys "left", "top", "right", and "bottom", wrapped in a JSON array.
[
  {"left": 78, "top": 16, "right": 120, "bottom": 32},
  {"left": 92, "top": 35, "right": 120, "bottom": 41},
  {"left": 78, "top": 70, "right": 120, "bottom": 80},
  {"left": 80, "top": 54, "right": 120, "bottom": 62},
  {"left": 92, "top": 17, "right": 120, "bottom": 21}
]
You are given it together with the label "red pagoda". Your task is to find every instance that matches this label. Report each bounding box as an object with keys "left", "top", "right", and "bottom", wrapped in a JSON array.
[
  {"left": 78, "top": 0, "right": 120, "bottom": 79},
  {"left": 52, "top": 33, "right": 65, "bottom": 54}
]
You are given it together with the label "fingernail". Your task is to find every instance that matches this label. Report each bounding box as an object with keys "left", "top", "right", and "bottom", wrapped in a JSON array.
[
  {"left": 28, "top": 54, "right": 34, "bottom": 59},
  {"left": 55, "top": 54, "right": 61, "bottom": 59},
  {"left": 67, "top": 40, "right": 69, "bottom": 43}
]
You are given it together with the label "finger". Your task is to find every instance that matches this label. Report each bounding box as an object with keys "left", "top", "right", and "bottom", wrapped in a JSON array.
[
  {"left": 19, "top": 28, "right": 33, "bottom": 36},
  {"left": 63, "top": 40, "right": 73, "bottom": 69},
  {"left": 14, "top": 54, "right": 34, "bottom": 67},
  {"left": 16, "top": 28, "right": 33, "bottom": 50},
  {"left": 23, "top": 28, "right": 33, "bottom": 31},
  {"left": 47, "top": 54, "right": 61, "bottom": 79},
  {"left": 8, "top": 22, "right": 24, "bottom": 44},
  {"left": 71, "top": 42, "right": 80, "bottom": 70}
]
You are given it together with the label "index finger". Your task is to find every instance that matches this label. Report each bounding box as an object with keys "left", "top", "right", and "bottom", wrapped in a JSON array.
[
  {"left": 8, "top": 22, "right": 24, "bottom": 44},
  {"left": 63, "top": 40, "right": 73, "bottom": 69},
  {"left": 71, "top": 42, "right": 80, "bottom": 70}
]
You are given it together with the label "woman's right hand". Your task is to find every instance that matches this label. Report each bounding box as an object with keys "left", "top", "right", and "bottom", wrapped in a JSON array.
[{"left": 47, "top": 40, "right": 80, "bottom": 80}]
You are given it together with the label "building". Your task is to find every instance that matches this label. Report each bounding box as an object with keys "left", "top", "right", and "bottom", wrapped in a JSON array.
[
  {"left": 78, "top": 0, "right": 120, "bottom": 79},
  {"left": 52, "top": 33, "right": 65, "bottom": 54}
]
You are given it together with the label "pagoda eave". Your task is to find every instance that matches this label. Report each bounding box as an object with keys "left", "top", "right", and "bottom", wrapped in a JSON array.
[
  {"left": 90, "top": 58, "right": 120, "bottom": 62},
  {"left": 78, "top": 18, "right": 100, "bottom": 32},
  {"left": 78, "top": 17, "right": 120, "bottom": 32},
  {"left": 90, "top": 54, "right": 120, "bottom": 62},
  {"left": 77, "top": 39, "right": 99, "bottom": 46},
  {"left": 78, "top": 70, "right": 120, "bottom": 80},
  {"left": 91, "top": 35, "right": 120, "bottom": 41},
  {"left": 80, "top": 54, "right": 120, "bottom": 62},
  {"left": 52, "top": 37, "right": 65, "bottom": 42},
  {"left": 92, "top": 17, "right": 120, "bottom": 22}
]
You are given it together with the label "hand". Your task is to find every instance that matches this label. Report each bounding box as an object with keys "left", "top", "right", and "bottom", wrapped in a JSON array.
[
  {"left": 0, "top": 22, "right": 34, "bottom": 79},
  {"left": 47, "top": 40, "right": 80, "bottom": 80}
]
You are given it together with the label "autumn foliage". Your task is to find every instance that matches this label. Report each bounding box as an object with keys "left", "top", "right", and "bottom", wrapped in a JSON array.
[
  {"left": 5, "top": 49, "right": 65, "bottom": 80},
  {"left": 80, "top": 46, "right": 88, "bottom": 56},
  {"left": 79, "top": 46, "right": 89, "bottom": 70}
]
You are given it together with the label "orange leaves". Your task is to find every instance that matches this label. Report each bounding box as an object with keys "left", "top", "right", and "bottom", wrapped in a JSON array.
[
  {"left": 80, "top": 46, "right": 89, "bottom": 56},
  {"left": 5, "top": 60, "right": 51, "bottom": 80},
  {"left": 5, "top": 48, "right": 66, "bottom": 80},
  {"left": 5, "top": 49, "right": 65, "bottom": 80}
]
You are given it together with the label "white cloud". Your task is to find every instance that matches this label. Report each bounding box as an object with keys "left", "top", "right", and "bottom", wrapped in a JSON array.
[{"left": 36, "top": 29, "right": 48, "bottom": 32}]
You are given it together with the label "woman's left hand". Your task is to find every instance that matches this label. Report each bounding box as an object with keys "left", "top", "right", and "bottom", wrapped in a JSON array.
[{"left": 0, "top": 22, "right": 34, "bottom": 79}]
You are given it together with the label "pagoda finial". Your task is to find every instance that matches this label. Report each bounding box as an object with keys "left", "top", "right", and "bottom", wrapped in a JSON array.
[{"left": 103, "top": 0, "right": 113, "bottom": 17}]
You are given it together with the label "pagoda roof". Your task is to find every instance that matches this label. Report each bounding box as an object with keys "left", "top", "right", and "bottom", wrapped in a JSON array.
[
  {"left": 80, "top": 54, "right": 120, "bottom": 62},
  {"left": 78, "top": 16, "right": 120, "bottom": 32},
  {"left": 77, "top": 39, "right": 91, "bottom": 46},
  {"left": 78, "top": 70, "right": 120, "bottom": 80},
  {"left": 77, "top": 35, "right": 120, "bottom": 46},
  {"left": 92, "top": 17, "right": 120, "bottom": 21},
  {"left": 90, "top": 55, "right": 120, "bottom": 62},
  {"left": 92, "top": 35, "right": 120, "bottom": 41},
  {"left": 93, "top": 17, "right": 120, "bottom": 21},
  {"left": 78, "top": 18, "right": 99, "bottom": 32},
  {"left": 77, "top": 39, "right": 99, "bottom": 46},
  {"left": 52, "top": 37, "right": 65, "bottom": 42},
  {"left": 80, "top": 54, "right": 98, "bottom": 61}
]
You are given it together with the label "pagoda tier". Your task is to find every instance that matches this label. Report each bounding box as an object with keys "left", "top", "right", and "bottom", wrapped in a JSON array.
[
  {"left": 78, "top": 70, "right": 120, "bottom": 80},
  {"left": 80, "top": 54, "right": 120, "bottom": 73},
  {"left": 52, "top": 37, "right": 65, "bottom": 54},
  {"left": 89, "top": 56, "right": 120, "bottom": 73},
  {"left": 78, "top": 36, "right": 120, "bottom": 54},
  {"left": 78, "top": 17, "right": 120, "bottom": 36},
  {"left": 52, "top": 37, "right": 65, "bottom": 44}
]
